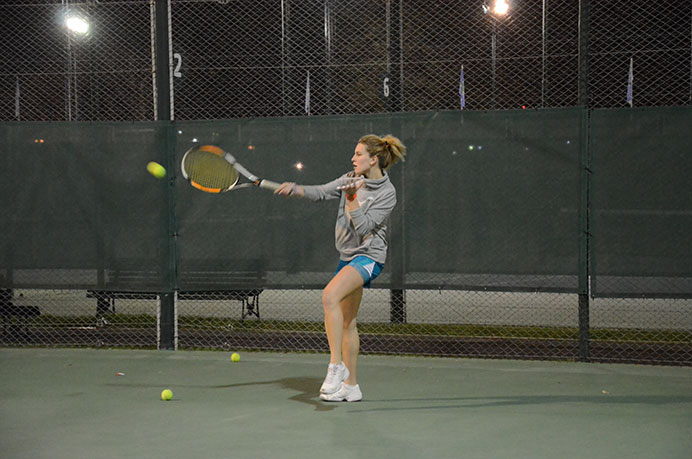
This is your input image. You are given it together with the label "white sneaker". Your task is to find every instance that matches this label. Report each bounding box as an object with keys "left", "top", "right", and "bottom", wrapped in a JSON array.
[
  {"left": 320, "top": 362, "right": 349, "bottom": 394},
  {"left": 320, "top": 383, "right": 362, "bottom": 402}
]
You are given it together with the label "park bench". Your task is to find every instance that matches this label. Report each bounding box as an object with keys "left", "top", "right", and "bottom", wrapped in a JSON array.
[
  {"left": 0, "top": 287, "right": 41, "bottom": 335},
  {"left": 87, "top": 261, "right": 265, "bottom": 320}
]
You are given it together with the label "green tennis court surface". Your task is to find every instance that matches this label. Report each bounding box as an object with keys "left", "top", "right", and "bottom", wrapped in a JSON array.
[{"left": 1, "top": 348, "right": 690, "bottom": 459}]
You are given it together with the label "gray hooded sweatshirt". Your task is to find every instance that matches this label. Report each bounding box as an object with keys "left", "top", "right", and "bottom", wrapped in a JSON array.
[{"left": 302, "top": 172, "right": 396, "bottom": 264}]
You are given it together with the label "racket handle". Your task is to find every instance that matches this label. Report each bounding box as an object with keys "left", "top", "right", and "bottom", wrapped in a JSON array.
[
  {"left": 336, "top": 178, "right": 365, "bottom": 190},
  {"left": 258, "top": 179, "right": 280, "bottom": 191}
]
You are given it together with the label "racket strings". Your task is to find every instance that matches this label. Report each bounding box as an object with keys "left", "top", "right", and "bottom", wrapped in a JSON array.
[{"left": 184, "top": 151, "right": 237, "bottom": 190}]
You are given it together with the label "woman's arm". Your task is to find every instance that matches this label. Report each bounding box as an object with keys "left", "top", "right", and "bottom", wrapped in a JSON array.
[
  {"left": 346, "top": 189, "right": 396, "bottom": 238},
  {"left": 275, "top": 182, "right": 304, "bottom": 197},
  {"left": 274, "top": 177, "right": 343, "bottom": 201}
]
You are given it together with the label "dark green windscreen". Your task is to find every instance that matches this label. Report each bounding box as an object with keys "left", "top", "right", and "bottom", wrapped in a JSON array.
[
  {"left": 399, "top": 109, "right": 582, "bottom": 291},
  {"left": 0, "top": 122, "right": 170, "bottom": 290},
  {"left": 172, "top": 110, "right": 582, "bottom": 291},
  {"left": 173, "top": 115, "right": 405, "bottom": 289},
  {"left": 1, "top": 107, "right": 690, "bottom": 296},
  {"left": 590, "top": 107, "right": 692, "bottom": 297}
]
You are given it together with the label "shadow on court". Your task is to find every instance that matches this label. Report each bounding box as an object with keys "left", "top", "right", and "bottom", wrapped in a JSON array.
[
  {"left": 213, "top": 377, "right": 336, "bottom": 412},
  {"left": 352, "top": 395, "right": 692, "bottom": 413},
  {"left": 105, "top": 377, "right": 335, "bottom": 411}
]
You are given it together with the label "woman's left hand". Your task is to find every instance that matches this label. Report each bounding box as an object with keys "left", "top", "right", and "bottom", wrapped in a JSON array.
[{"left": 337, "top": 177, "right": 365, "bottom": 196}]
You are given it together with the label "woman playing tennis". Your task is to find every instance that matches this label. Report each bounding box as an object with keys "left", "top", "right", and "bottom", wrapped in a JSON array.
[{"left": 275, "top": 134, "right": 406, "bottom": 402}]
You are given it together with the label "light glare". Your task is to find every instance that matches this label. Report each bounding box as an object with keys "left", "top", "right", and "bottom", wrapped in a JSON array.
[
  {"left": 65, "top": 15, "right": 89, "bottom": 34},
  {"left": 493, "top": 0, "right": 509, "bottom": 15}
]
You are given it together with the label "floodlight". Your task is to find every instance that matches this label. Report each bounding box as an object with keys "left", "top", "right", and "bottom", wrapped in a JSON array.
[
  {"left": 494, "top": 0, "right": 509, "bottom": 15},
  {"left": 65, "top": 15, "right": 89, "bottom": 35},
  {"left": 483, "top": 1, "right": 510, "bottom": 17}
]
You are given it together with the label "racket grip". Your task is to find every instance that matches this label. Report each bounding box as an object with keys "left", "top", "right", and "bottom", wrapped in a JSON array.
[
  {"left": 336, "top": 178, "right": 365, "bottom": 190},
  {"left": 258, "top": 179, "right": 281, "bottom": 191}
]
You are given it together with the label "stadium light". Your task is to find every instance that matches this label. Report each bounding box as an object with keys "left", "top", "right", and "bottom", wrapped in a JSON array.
[
  {"left": 65, "top": 14, "right": 89, "bottom": 35},
  {"left": 494, "top": 0, "right": 509, "bottom": 15},
  {"left": 482, "top": 1, "right": 510, "bottom": 109},
  {"left": 482, "top": 0, "right": 510, "bottom": 17}
]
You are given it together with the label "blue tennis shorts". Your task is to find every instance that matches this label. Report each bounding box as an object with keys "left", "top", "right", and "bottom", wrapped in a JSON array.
[{"left": 335, "top": 256, "right": 384, "bottom": 288}]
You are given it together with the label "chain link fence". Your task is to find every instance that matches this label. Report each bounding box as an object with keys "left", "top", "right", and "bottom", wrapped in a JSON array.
[
  {"left": 2, "top": 110, "right": 691, "bottom": 364},
  {"left": 2, "top": 0, "right": 155, "bottom": 121},
  {"left": 3, "top": 288, "right": 690, "bottom": 365},
  {"left": 2, "top": 0, "right": 689, "bottom": 121},
  {"left": 1, "top": 1, "right": 691, "bottom": 365}
]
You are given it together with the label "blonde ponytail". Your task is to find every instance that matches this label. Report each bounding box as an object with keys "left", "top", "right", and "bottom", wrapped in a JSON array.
[{"left": 358, "top": 134, "right": 407, "bottom": 170}]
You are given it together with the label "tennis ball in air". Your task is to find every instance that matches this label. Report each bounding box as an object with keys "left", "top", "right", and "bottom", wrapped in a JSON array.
[
  {"left": 161, "top": 389, "right": 173, "bottom": 401},
  {"left": 147, "top": 161, "right": 166, "bottom": 179},
  {"left": 231, "top": 353, "right": 240, "bottom": 362}
]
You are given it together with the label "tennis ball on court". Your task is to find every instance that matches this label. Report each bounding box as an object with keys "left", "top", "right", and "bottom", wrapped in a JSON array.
[
  {"left": 147, "top": 161, "right": 166, "bottom": 179},
  {"left": 161, "top": 389, "right": 173, "bottom": 401},
  {"left": 231, "top": 353, "right": 240, "bottom": 362}
]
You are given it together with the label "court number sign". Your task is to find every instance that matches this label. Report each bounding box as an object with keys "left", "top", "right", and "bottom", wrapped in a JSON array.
[
  {"left": 380, "top": 73, "right": 394, "bottom": 111},
  {"left": 173, "top": 53, "right": 182, "bottom": 78}
]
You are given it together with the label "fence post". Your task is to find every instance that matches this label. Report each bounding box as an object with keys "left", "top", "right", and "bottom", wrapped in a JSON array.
[
  {"left": 577, "top": 0, "right": 591, "bottom": 361},
  {"left": 388, "top": 0, "right": 406, "bottom": 323},
  {"left": 389, "top": 145, "right": 406, "bottom": 323},
  {"left": 154, "top": 0, "right": 176, "bottom": 350}
]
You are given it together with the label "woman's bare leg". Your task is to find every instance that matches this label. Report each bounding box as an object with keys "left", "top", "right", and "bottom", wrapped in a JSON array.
[
  {"left": 322, "top": 266, "right": 363, "bottom": 365},
  {"left": 340, "top": 286, "right": 363, "bottom": 385}
]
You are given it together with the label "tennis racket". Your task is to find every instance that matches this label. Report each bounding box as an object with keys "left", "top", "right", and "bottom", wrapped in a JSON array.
[{"left": 181, "top": 144, "right": 280, "bottom": 193}]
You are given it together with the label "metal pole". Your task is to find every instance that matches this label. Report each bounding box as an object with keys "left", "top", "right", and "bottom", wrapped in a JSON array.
[
  {"left": 491, "top": 19, "right": 497, "bottom": 109},
  {"left": 390, "top": 0, "right": 406, "bottom": 323},
  {"left": 281, "top": 0, "right": 286, "bottom": 116},
  {"left": 63, "top": 0, "right": 72, "bottom": 121},
  {"left": 150, "top": 0, "right": 157, "bottom": 120},
  {"left": 14, "top": 77, "right": 20, "bottom": 121},
  {"left": 578, "top": 0, "right": 590, "bottom": 108},
  {"left": 154, "top": 0, "right": 175, "bottom": 350},
  {"left": 324, "top": 0, "right": 332, "bottom": 115},
  {"left": 398, "top": 0, "right": 405, "bottom": 111},
  {"left": 166, "top": 0, "right": 174, "bottom": 120},
  {"left": 66, "top": 36, "right": 73, "bottom": 119},
  {"left": 577, "top": 0, "right": 591, "bottom": 362},
  {"left": 154, "top": 0, "right": 171, "bottom": 121},
  {"left": 542, "top": 0, "right": 547, "bottom": 108},
  {"left": 73, "top": 47, "right": 79, "bottom": 120},
  {"left": 386, "top": 0, "right": 390, "bottom": 74}
]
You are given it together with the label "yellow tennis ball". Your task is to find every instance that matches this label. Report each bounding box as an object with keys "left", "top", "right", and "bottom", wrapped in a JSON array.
[
  {"left": 147, "top": 161, "right": 166, "bottom": 179},
  {"left": 161, "top": 389, "right": 173, "bottom": 401},
  {"left": 231, "top": 353, "right": 240, "bottom": 362}
]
